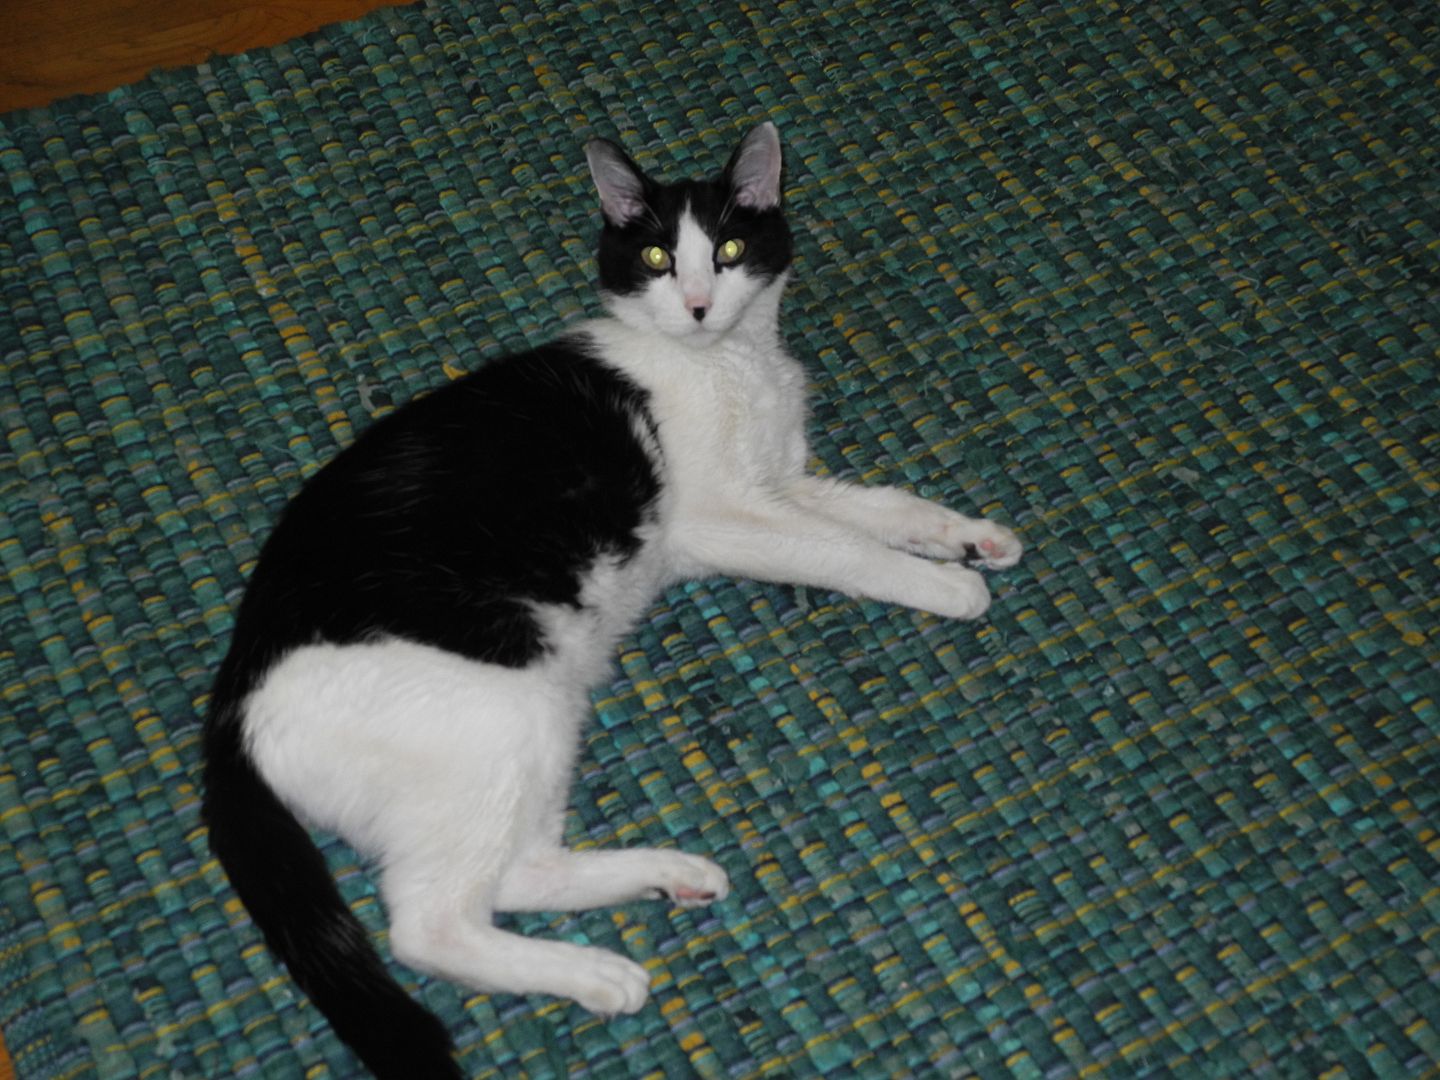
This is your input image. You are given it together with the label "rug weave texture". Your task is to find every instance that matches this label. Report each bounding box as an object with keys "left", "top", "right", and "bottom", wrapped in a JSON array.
[{"left": 1, "top": 0, "right": 1438, "bottom": 1077}]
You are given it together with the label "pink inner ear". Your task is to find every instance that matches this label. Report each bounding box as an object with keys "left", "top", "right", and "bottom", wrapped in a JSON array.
[
  {"left": 734, "top": 184, "right": 774, "bottom": 210},
  {"left": 605, "top": 194, "right": 647, "bottom": 226},
  {"left": 730, "top": 127, "right": 782, "bottom": 210},
  {"left": 587, "top": 140, "right": 651, "bottom": 226}
]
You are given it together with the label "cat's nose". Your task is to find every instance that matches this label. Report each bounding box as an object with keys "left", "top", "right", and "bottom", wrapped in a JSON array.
[{"left": 691, "top": 305, "right": 708, "bottom": 322}]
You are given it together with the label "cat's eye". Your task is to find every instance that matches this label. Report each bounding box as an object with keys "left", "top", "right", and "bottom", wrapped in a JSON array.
[
  {"left": 716, "top": 238, "right": 746, "bottom": 265},
  {"left": 641, "top": 245, "right": 672, "bottom": 271}
]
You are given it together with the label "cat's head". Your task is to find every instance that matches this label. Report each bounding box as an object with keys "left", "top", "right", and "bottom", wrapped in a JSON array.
[{"left": 585, "top": 123, "right": 793, "bottom": 343}]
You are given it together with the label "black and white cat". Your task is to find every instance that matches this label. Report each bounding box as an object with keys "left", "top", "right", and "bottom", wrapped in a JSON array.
[{"left": 202, "top": 123, "right": 1021, "bottom": 1079}]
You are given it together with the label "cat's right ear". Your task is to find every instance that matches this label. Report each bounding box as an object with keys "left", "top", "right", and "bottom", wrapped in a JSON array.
[{"left": 585, "top": 140, "right": 650, "bottom": 228}]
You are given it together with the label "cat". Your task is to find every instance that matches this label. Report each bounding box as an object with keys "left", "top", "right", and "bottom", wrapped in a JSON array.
[{"left": 201, "top": 122, "right": 1022, "bottom": 1080}]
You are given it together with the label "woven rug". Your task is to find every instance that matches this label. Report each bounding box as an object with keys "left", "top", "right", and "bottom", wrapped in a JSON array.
[{"left": 2, "top": 0, "right": 1438, "bottom": 1076}]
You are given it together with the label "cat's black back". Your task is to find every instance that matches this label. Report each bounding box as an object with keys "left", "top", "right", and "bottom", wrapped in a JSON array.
[{"left": 213, "top": 341, "right": 661, "bottom": 710}]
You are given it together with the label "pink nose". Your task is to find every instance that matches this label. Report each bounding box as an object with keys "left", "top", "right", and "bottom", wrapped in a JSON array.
[{"left": 684, "top": 293, "right": 711, "bottom": 321}]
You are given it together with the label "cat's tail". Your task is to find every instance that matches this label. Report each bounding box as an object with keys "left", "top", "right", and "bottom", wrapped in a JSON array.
[{"left": 202, "top": 690, "right": 461, "bottom": 1080}]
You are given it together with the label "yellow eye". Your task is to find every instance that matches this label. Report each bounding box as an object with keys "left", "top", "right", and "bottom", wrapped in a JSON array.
[
  {"left": 717, "top": 238, "right": 746, "bottom": 264},
  {"left": 641, "top": 245, "right": 672, "bottom": 271}
]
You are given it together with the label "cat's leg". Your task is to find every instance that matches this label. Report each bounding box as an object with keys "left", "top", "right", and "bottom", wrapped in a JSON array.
[
  {"left": 493, "top": 847, "right": 730, "bottom": 912},
  {"left": 671, "top": 501, "right": 992, "bottom": 620},
  {"left": 383, "top": 861, "right": 653, "bottom": 1015},
  {"left": 254, "top": 642, "right": 652, "bottom": 1012},
  {"left": 498, "top": 787, "right": 728, "bottom": 912},
  {"left": 787, "top": 477, "right": 1023, "bottom": 569}
]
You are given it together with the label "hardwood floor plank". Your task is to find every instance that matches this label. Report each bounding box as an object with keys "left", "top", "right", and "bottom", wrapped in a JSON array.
[{"left": 0, "top": 0, "right": 403, "bottom": 111}]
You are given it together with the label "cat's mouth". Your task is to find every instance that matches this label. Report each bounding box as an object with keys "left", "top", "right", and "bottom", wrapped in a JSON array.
[
  {"left": 668, "top": 314, "right": 728, "bottom": 340},
  {"left": 604, "top": 291, "right": 739, "bottom": 345},
  {"left": 665, "top": 316, "right": 740, "bottom": 348}
]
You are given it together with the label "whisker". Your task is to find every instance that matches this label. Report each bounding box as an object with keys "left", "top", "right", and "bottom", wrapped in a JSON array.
[{"left": 717, "top": 190, "right": 738, "bottom": 230}]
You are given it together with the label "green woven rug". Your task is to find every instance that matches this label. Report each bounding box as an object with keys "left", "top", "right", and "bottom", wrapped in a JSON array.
[{"left": 3, "top": 0, "right": 1438, "bottom": 1076}]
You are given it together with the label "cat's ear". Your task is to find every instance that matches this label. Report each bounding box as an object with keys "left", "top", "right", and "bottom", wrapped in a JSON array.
[
  {"left": 726, "top": 122, "right": 783, "bottom": 211},
  {"left": 585, "top": 139, "right": 651, "bottom": 227}
]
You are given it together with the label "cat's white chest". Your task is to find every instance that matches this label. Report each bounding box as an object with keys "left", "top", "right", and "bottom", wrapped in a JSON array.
[
  {"left": 648, "top": 337, "right": 809, "bottom": 505},
  {"left": 693, "top": 339, "right": 807, "bottom": 475},
  {"left": 583, "top": 312, "right": 810, "bottom": 495}
]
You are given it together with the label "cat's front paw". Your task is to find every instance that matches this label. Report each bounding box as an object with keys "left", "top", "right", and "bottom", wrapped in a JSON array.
[
  {"left": 896, "top": 504, "right": 1022, "bottom": 570},
  {"left": 916, "top": 563, "right": 992, "bottom": 621},
  {"left": 959, "top": 520, "right": 1023, "bottom": 570}
]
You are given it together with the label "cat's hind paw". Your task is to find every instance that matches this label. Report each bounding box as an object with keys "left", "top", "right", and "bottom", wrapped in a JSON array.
[
  {"left": 643, "top": 851, "right": 730, "bottom": 909},
  {"left": 568, "top": 948, "right": 652, "bottom": 1016}
]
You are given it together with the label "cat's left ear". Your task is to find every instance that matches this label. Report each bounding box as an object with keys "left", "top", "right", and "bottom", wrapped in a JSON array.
[
  {"left": 725, "top": 122, "right": 783, "bottom": 211},
  {"left": 586, "top": 139, "right": 651, "bottom": 227}
]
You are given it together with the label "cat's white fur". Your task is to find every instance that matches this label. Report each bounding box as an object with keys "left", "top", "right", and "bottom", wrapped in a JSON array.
[{"left": 244, "top": 123, "right": 1021, "bottom": 1016}]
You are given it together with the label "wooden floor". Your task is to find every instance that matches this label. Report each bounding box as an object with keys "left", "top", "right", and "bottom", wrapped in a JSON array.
[
  {"left": 0, "top": 0, "right": 402, "bottom": 112},
  {"left": 2, "top": 0, "right": 406, "bottom": 1071}
]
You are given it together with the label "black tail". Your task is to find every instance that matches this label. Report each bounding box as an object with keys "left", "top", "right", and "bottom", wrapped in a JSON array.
[{"left": 203, "top": 693, "right": 461, "bottom": 1080}]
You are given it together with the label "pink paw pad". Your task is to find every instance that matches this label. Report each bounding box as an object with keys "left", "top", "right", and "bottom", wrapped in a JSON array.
[{"left": 670, "top": 885, "right": 717, "bottom": 903}]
